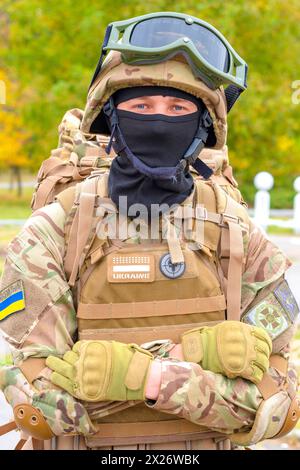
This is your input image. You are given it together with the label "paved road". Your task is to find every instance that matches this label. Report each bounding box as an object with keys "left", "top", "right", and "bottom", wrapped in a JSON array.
[
  {"left": 0, "top": 234, "right": 299, "bottom": 450},
  {"left": 0, "top": 181, "right": 35, "bottom": 189},
  {"left": 0, "top": 219, "right": 26, "bottom": 226},
  {"left": 0, "top": 391, "right": 20, "bottom": 450}
]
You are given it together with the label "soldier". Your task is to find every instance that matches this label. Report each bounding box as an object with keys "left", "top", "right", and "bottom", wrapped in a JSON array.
[{"left": 0, "top": 12, "right": 299, "bottom": 451}]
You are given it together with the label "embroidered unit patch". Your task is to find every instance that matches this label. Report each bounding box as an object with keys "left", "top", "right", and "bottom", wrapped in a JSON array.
[
  {"left": 107, "top": 253, "right": 155, "bottom": 283},
  {"left": 274, "top": 280, "right": 299, "bottom": 323},
  {"left": 0, "top": 280, "right": 25, "bottom": 321},
  {"left": 242, "top": 280, "right": 299, "bottom": 339}
]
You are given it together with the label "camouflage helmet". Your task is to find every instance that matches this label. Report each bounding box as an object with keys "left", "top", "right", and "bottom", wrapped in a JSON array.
[
  {"left": 80, "top": 12, "right": 247, "bottom": 153},
  {"left": 80, "top": 51, "right": 228, "bottom": 149}
]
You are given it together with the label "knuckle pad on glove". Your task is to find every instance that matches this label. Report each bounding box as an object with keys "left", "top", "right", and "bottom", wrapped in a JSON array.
[
  {"left": 217, "top": 324, "right": 248, "bottom": 374},
  {"left": 80, "top": 342, "right": 110, "bottom": 400}
]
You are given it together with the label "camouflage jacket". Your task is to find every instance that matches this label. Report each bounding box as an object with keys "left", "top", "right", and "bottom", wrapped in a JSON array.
[{"left": 0, "top": 199, "right": 298, "bottom": 443}]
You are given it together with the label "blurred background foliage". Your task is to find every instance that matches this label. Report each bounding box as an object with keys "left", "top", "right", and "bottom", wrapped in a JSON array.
[{"left": 0, "top": 0, "right": 300, "bottom": 206}]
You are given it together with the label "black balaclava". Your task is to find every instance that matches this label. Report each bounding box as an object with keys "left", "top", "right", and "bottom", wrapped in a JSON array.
[{"left": 106, "top": 86, "right": 204, "bottom": 217}]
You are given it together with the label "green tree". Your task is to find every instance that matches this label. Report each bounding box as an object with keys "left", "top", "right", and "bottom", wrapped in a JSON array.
[{"left": 0, "top": 0, "right": 300, "bottom": 206}]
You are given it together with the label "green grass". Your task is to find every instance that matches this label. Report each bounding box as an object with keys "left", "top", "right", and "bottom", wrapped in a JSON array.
[
  {"left": 0, "top": 171, "right": 36, "bottom": 183},
  {"left": 0, "top": 186, "right": 33, "bottom": 219},
  {"left": 0, "top": 226, "right": 21, "bottom": 277},
  {"left": 0, "top": 225, "right": 20, "bottom": 246},
  {"left": 267, "top": 226, "right": 294, "bottom": 236},
  {"left": 0, "top": 204, "right": 31, "bottom": 219}
]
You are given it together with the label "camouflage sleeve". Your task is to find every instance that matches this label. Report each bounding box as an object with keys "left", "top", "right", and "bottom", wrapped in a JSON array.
[
  {"left": 241, "top": 220, "right": 299, "bottom": 353},
  {"left": 146, "top": 356, "right": 298, "bottom": 440},
  {"left": 0, "top": 202, "right": 77, "bottom": 365},
  {"left": 0, "top": 204, "right": 95, "bottom": 436},
  {"left": 146, "top": 359, "right": 261, "bottom": 435},
  {"left": 241, "top": 220, "right": 291, "bottom": 315}
]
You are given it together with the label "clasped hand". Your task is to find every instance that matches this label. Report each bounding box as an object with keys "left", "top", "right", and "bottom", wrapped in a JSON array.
[{"left": 46, "top": 340, "right": 153, "bottom": 402}]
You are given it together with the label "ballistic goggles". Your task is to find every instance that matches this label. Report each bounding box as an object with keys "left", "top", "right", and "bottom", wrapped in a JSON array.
[{"left": 89, "top": 12, "right": 248, "bottom": 93}]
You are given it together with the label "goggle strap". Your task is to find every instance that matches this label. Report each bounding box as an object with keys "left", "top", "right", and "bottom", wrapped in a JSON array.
[
  {"left": 89, "top": 25, "right": 113, "bottom": 90},
  {"left": 225, "top": 85, "right": 244, "bottom": 113}
]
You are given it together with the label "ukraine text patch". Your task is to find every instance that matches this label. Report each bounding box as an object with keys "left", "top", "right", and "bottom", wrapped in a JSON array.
[
  {"left": 0, "top": 280, "right": 25, "bottom": 321},
  {"left": 107, "top": 253, "right": 155, "bottom": 283}
]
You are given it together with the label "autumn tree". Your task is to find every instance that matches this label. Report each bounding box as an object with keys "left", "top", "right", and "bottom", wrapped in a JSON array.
[
  {"left": 0, "top": 69, "right": 30, "bottom": 196},
  {"left": 0, "top": 0, "right": 300, "bottom": 205}
]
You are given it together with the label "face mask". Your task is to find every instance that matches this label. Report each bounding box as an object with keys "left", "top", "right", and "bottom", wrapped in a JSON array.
[
  {"left": 108, "top": 109, "right": 200, "bottom": 218},
  {"left": 116, "top": 109, "right": 200, "bottom": 170},
  {"left": 104, "top": 86, "right": 208, "bottom": 217}
]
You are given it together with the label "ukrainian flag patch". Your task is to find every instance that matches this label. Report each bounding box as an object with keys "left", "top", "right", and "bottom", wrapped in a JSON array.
[{"left": 0, "top": 280, "right": 25, "bottom": 321}]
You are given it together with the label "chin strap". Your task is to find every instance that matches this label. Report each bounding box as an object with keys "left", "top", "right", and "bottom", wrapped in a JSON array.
[{"left": 103, "top": 98, "right": 213, "bottom": 180}]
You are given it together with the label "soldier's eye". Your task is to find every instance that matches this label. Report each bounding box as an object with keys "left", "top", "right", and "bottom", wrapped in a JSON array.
[
  {"left": 173, "top": 105, "right": 184, "bottom": 111},
  {"left": 135, "top": 103, "right": 147, "bottom": 109}
]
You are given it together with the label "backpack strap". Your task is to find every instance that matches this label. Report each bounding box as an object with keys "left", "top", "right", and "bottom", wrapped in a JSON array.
[
  {"left": 0, "top": 421, "right": 17, "bottom": 436},
  {"left": 64, "top": 172, "right": 110, "bottom": 287},
  {"left": 193, "top": 180, "right": 249, "bottom": 321},
  {"left": 55, "top": 185, "right": 78, "bottom": 214},
  {"left": 221, "top": 195, "right": 244, "bottom": 321},
  {"left": 213, "top": 182, "right": 248, "bottom": 321},
  {"left": 31, "top": 153, "right": 94, "bottom": 211}
]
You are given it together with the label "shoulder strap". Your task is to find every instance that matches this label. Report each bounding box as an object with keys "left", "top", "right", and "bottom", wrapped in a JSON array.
[
  {"left": 213, "top": 182, "right": 249, "bottom": 321},
  {"left": 55, "top": 185, "right": 77, "bottom": 214},
  {"left": 193, "top": 180, "right": 249, "bottom": 321},
  {"left": 64, "top": 172, "right": 110, "bottom": 287},
  {"left": 193, "top": 179, "right": 220, "bottom": 251}
]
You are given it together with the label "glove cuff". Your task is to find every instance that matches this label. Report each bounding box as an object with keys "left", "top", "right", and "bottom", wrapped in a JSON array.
[
  {"left": 181, "top": 328, "right": 204, "bottom": 364},
  {"left": 124, "top": 344, "right": 153, "bottom": 400}
]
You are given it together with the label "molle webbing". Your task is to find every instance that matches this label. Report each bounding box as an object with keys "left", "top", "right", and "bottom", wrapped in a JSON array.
[
  {"left": 87, "top": 419, "right": 224, "bottom": 447},
  {"left": 79, "top": 321, "right": 221, "bottom": 344},
  {"left": 77, "top": 296, "right": 226, "bottom": 319}
]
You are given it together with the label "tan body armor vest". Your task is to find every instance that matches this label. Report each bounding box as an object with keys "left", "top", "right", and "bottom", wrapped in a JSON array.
[{"left": 55, "top": 171, "right": 250, "bottom": 450}]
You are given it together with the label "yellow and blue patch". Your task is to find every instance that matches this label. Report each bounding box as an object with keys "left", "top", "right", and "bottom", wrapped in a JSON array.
[{"left": 0, "top": 280, "right": 25, "bottom": 321}]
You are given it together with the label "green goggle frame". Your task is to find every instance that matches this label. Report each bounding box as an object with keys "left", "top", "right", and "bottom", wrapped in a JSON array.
[{"left": 89, "top": 12, "right": 248, "bottom": 92}]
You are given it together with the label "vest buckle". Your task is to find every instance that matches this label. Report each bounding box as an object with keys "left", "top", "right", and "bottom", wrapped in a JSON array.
[
  {"left": 219, "top": 213, "right": 240, "bottom": 227},
  {"left": 195, "top": 206, "right": 208, "bottom": 221}
]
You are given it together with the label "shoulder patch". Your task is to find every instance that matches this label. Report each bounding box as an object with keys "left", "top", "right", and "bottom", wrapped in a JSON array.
[
  {"left": 274, "top": 280, "right": 299, "bottom": 323},
  {"left": 242, "top": 280, "right": 299, "bottom": 339},
  {"left": 0, "top": 280, "right": 26, "bottom": 321}
]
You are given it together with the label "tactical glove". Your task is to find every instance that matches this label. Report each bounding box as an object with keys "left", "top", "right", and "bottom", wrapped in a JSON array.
[
  {"left": 46, "top": 340, "right": 154, "bottom": 402},
  {"left": 181, "top": 321, "right": 272, "bottom": 384}
]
